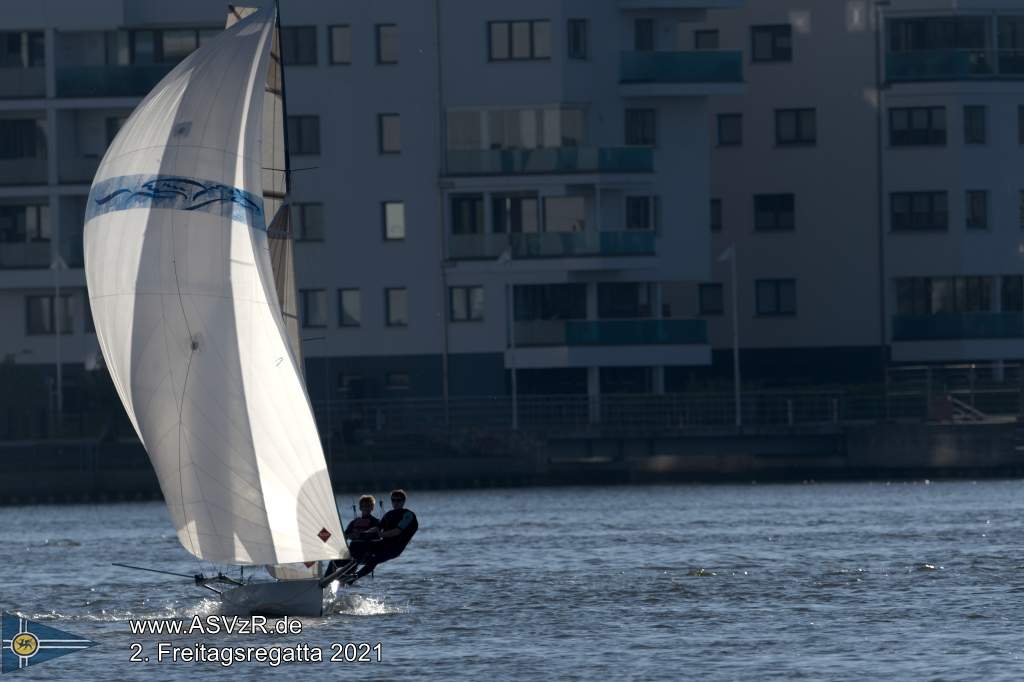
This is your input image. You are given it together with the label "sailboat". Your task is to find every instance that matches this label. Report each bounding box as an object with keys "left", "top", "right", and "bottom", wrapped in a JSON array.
[{"left": 83, "top": 6, "right": 347, "bottom": 617}]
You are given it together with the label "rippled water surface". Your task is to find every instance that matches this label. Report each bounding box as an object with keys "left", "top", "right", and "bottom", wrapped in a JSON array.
[{"left": 2, "top": 481, "right": 1024, "bottom": 680}]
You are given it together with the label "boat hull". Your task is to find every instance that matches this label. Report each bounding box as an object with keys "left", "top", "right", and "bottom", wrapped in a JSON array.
[{"left": 220, "top": 579, "right": 324, "bottom": 617}]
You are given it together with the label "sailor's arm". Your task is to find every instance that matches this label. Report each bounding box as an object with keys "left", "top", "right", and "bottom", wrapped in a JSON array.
[{"left": 381, "top": 511, "right": 413, "bottom": 538}]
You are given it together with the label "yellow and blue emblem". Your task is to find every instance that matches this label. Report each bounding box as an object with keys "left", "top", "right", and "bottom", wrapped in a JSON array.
[{"left": 1, "top": 611, "right": 95, "bottom": 673}]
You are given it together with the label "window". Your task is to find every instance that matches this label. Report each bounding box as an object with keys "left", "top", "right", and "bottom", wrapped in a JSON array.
[
  {"left": 514, "top": 283, "right": 587, "bottom": 320},
  {"left": 488, "top": 20, "right": 550, "bottom": 61},
  {"left": 451, "top": 195, "right": 484, "bottom": 235},
  {"left": 382, "top": 201, "right": 405, "bottom": 241},
  {"left": 889, "top": 17, "right": 988, "bottom": 52},
  {"left": 492, "top": 194, "right": 538, "bottom": 233},
  {"left": 695, "top": 30, "right": 720, "bottom": 50},
  {"left": 162, "top": 29, "right": 198, "bottom": 62},
  {"left": 281, "top": 26, "right": 316, "bottom": 66},
  {"left": 567, "top": 19, "right": 588, "bottom": 59},
  {"left": 699, "top": 283, "right": 724, "bottom": 316},
  {"left": 450, "top": 286, "right": 484, "bottom": 322},
  {"left": 626, "top": 196, "right": 657, "bottom": 230},
  {"left": 754, "top": 194, "right": 795, "bottom": 231},
  {"left": 775, "top": 108, "right": 816, "bottom": 146},
  {"left": 598, "top": 283, "right": 651, "bottom": 319},
  {"left": 889, "top": 106, "right": 946, "bottom": 146},
  {"left": 965, "top": 190, "right": 988, "bottom": 230},
  {"left": 756, "top": 279, "right": 796, "bottom": 316},
  {"left": 1003, "top": 276, "right": 1023, "bottom": 312},
  {"left": 890, "top": 191, "right": 948, "bottom": 231},
  {"left": 634, "top": 18, "right": 655, "bottom": 51},
  {"left": 896, "top": 277, "right": 993, "bottom": 315},
  {"left": 338, "top": 289, "right": 361, "bottom": 327},
  {"left": 1019, "top": 105, "right": 1024, "bottom": 145},
  {"left": 329, "top": 25, "right": 351, "bottom": 64},
  {"left": 710, "top": 198, "right": 722, "bottom": 232},
  {"left": 625, "top": 108, "right": 656, "bottom": 147},
  {"left": 299, "top": 289, "right": 326, "bottom": 328},
  {"left": 600, "top": 367, "right": 652, "bottom": 394},
  {"left": 0, "top": 203, "right": 50, "bottom": 268},
  {"left": 287, "top": 116, "right": 319, "bottom": 155},
  {"left": 544, "top": 196, "right": 586, "bottom": 233},
  {"left": 717, "top": 113, "right": 742, "bottom": 146},
  {"left": 751, "top": 25, "right": 792, "bottom": 62},
  {"left": 25, "top": 294, "right": 71, "bottom": 335},
  {"left": 963, "top": 105, "right": 986, "bottom": 145},
  {"left": 385, "top": 372, "right": 410, "bottom": 392},
  {"left": 378, "top": 113, "right": 401, "bottom": 153},
  {"left": 376, "top": 24, "right": 398, "bottom": 64},
  {"left": 0, "top": 31, "right": 44, "bottom": 68},
  {"left": 0, "top": 119, "right": 45, "bottom": 160},
  {"left": 293, "top": 203, "right": 324, "bottom": 241},
  {"left": 385, "top": 288, "right": 408, "bottom": 326},
  {"left": 104, "top": 116, "right": 127, "bottom": 145}
]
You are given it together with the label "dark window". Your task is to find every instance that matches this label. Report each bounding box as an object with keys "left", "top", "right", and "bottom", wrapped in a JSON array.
[
  {"left": 286, "top": 116, "right": 320, "bottom": 155},
  {"left": 710, "top": 198, "right": 722, "bottom": 232},
  {"left": 598, "top": 283, "right": 651, "bottom": 319},
  {"left": 382, "top": 201, "right": 405, "bottom": 241},
  {"left": 25, "top": 294, "right": 71, "bottom": 335},
  {"left": 450, "top": 286, "right": 485, "bottom": 322},
  {"left": 1019, "top": 105, "right": 1024, "bottom": 145},
  {"left": 888, "top": 17, "right": 988, "bottom": 52},
  {"left": 0, "top": 31, "right": 44, "bottom": 68},
  {"left": 281, "top": 26, "right": 316, "bottom": 66},
  {"left": 378, "top": 113, "right": 401, "bottom": 153},
  {"left": 897, "top": 277, "right": 994, "bottom": 314},
  {"left": 600, "top": 367, "right": 652, "bottom": 394},
  {"left": 488, "top": 20, "right": 550, "bottom": 61},
  {"left": 0, "top": 203, "right": 50, "bottom": 259},
  {"left": 514, "top": 283, "right": 586, "bottom": 321},
  {"left": 890, "top": 191, "right": 948, "bottom": 231},
  {"left": 751, "top": 24, "right": 792, "bottom": 62},
  {"left": 338, "top": 289, "right": 361, "bottom": 327},
  {"left": 775, "top": 108, "right": 816, "bottom": 146},
  {"left": 451, "top": 195, "right": 484, "bottom": 235},
  {"left": 634, "top": 18, "right": 655, "bottom": 51},
  {"left": 105, "top": 116, "right": 127, "bottom": 145},
  {"left": 754, "top": 194, "right": 795, "bottom": 231},
  {"left": 1002, "top": 276, "right": 1024, "bottom": 312},
  {"left": 299, "top": 289, "right": 326, "bottom": 328},
  {"left": 755, "top": 279, "right": 796, "bottom": 316},
  {"left": 329, "top": 25, "right": 351, "bottom": 65},
  {"left": 626, "top": 196, "right": 657, "bottom": 230},
  {"left": 385, "top": 288, "right": 408, "bottom": 326},
  {"left": 717, "top": 113, "right": 742, "bottom": 146},
  {"left": 895, "top": 277, "right": 930, "bottom": 315},
  {"left": 376, "top": 24, "right": 399, "bottom": 64},
  {"left": 625, "top": 108, "right": 656, "bottom": 146},
  {"left": 0, "top": 118, "right": 45, "bottom": 160},
  {"left": 385, "top": 372, "right": 410, "bottom": 392},
  {"left": 293, "top": 203, "right": 324, "bottom": 241},
  {"left": 567, "top": 19, "right": 588, "bottom": 59},
  {"left": 699, "top": 283, "right": 724, "bottom": 315},
  {"left": 965, "top": 190, "right": 988, "bottom": 230},
  {"left": 889, "top": 106, "right": 946, "bottom": 146},
  {"left": 695, "top": 30, "right": 720, "bottom": 50},
  {"left": 492, "top": 194, "right": 539, "bottom": 233},
  {"left": 963, "top": 105, "right": 986, "bottom": 144}
]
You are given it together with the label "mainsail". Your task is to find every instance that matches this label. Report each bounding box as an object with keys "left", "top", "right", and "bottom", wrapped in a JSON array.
[{"left": 83, "top": 9, "right": 346, "bottom": 566}]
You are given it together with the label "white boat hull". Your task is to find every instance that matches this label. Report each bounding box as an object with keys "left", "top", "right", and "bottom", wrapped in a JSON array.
[{"left": 220, "top": 579, "right": 324, "bottom": 617}]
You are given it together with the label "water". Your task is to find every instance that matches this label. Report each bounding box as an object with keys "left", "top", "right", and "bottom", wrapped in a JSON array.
[{"left": 2, "top": 481, "right": 1024, "bottom": 680}]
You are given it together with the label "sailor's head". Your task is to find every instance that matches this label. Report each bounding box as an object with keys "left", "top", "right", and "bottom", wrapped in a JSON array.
[
  {"left": 358, "top": 495, "right": 376, "bottom": 515},
  {"left": 390, "top": 489, "right": 407, "bottom": 509}
]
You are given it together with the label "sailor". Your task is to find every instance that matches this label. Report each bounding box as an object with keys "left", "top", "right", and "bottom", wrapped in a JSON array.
[
  {"left": 327, "top": 495, "right": 380, "bottom": 577},
  {"left": 348, "top": 489, "right": 418, "bottom": 582}
]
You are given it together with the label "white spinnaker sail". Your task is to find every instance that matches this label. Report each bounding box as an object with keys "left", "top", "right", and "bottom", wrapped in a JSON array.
[{"left": 83, "top": 9, "right": 347, "bottom": 566}]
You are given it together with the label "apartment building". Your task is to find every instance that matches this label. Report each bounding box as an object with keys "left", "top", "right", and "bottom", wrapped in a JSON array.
[
  {"left": 688, "top": 0, "right": 1024, "bottom": 384},
  {"left": 0, "top": 0, "right": 743, "bottom": 415}
]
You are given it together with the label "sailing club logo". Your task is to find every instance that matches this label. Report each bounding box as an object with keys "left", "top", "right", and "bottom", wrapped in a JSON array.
[{"left": 1, "top": 611, "right": 95, "bottom": 673}]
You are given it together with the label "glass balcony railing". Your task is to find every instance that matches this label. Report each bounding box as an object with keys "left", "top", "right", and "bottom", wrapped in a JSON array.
[
  {"left": 515, "top": 319, "right": 708, "bottom": 347},
  {"left": 886, "top": 49, "right": 1024, "bottom": 82},
  {"left": 445, "top": 147, "right": 653, "bottom": 176},
  {"left": 0, "top": 158, "right": 47, "bottom": 185},
  {"left": 448, "top": 230, "right": 656, "bottom": 260},
  {"left": 0, "top": 66, "right": 45, "bottom": 98},
  {"left": 620, "top": 50, "right": 743, "bottom": 84},
  {"left": 55, "top": 63, "right": 176, "bottom": 98},
  {"left": 892, "top": 313, "right": 1024, "bottom": 341},
  {"left": 0, "top": 241, "right": 52, "bottom": 269}
]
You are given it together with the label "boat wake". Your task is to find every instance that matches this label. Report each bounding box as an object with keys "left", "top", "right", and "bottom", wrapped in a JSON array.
[
  {"left": 325, "top": 587, "right": 403, "bottom": 616},
  {"left": 19, "top": 598, "right": 222, "bottom": 624}
]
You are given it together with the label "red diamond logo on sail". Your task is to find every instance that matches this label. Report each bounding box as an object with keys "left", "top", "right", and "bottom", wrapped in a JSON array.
[{"left": 317, "top": 528, "right": 331, "bottom": 543}]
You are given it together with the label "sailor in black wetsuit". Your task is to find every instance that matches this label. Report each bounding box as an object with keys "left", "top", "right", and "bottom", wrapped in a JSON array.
[
  {"left": 327, "top": 495, "right": 380, "bottom": 578},
  {"left": 349, "top": 489, "right": 418, "bottom": 582}
]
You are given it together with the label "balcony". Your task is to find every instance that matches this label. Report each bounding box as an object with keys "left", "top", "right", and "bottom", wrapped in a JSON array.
[
  {"left": 620, "top": 50, "right": 743, "bottom": 97},
  {"left": 0, "top": 67, "right": 45, "bottom": 98},
  {"left": 515, "top": 319, "right": 707, "bottom": 347},
  {"left": 55, "top": 64, "right": 176, "bottom": 98},
  {"left": 448, "top": 230, "right": 656, "bottom": 261},
  {"left": 0, "top": 242, "right": 51, "bottom": 269},
  {"left": 892, "top": 313, "right": 1024, "bottom": 341},
  {"left": 445, "top": 147, "right": 653, "bottom": 177},
  {"left": 886, "top": 49, "right": 1024, "bottom": 83},
  {"left": 0, "top": 158, "right": 47, "bottom": 185}
]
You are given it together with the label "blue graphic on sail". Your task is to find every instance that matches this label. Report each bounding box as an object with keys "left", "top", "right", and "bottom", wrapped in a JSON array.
[
  {"left": 1, "top": 611, "right": 96, "bottom": 673},
  {"left": 86, "top": 174, "right": 265, "bottom": 230}
]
